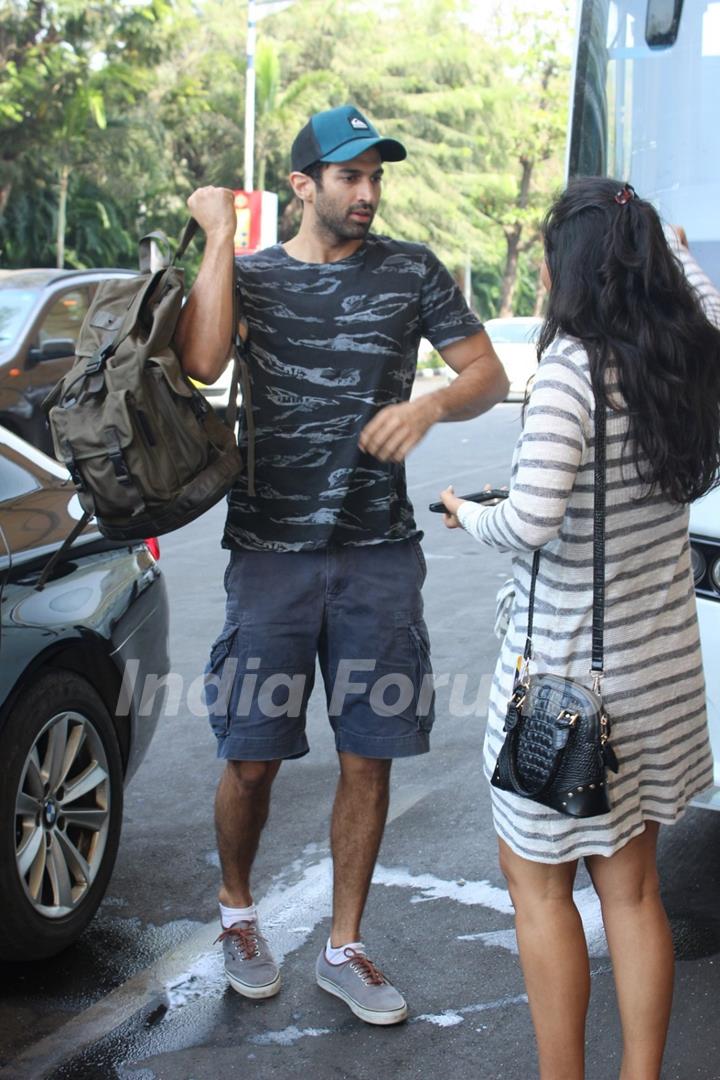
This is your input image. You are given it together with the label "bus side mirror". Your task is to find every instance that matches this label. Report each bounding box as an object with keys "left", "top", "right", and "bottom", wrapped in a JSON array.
[{"left": 27, "top": 339, "right": 76, "bottom": 363}]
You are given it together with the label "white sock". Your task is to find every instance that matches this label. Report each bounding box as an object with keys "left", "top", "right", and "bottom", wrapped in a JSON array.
[
  {"left": 219, "top": 902, "right": 257, "bottom": 929},
  {"left": 325, "top": 937, "right": 365, "bottom": 965}
]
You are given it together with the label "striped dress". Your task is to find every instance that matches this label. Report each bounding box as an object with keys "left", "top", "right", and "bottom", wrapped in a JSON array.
[{"left": 458, "top": 241, "right": 718, "bottom": 862}]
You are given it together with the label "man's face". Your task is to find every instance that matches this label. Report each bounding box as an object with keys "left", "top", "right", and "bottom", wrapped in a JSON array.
[{"left": 313, "top": 149, "right": 383, "bottom": 240}]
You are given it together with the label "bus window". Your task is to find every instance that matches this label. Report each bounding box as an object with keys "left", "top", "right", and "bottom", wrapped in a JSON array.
[{"left": 569, "top": 0, "right": 720, "bottom": 285}]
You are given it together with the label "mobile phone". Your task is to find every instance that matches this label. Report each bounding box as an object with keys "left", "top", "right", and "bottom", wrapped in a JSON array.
[{"left": 428, "top": 489, "right": 509, "bottom": 514}]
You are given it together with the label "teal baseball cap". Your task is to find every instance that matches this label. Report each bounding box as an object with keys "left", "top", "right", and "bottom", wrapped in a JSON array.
[{"left": 291, "top": 105, "right": 407, "bottom": 172}]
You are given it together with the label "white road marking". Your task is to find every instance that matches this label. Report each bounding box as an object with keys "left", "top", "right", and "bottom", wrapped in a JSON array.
[
  {"left": 413, "top": 993, "right": 529, "bottom": 1028},
  {"left": 415, "top": 1010, "right": 464, "bottom": 1027},
  {"left": 456, "top": 884, "right": 607, "bottom": 957},
  {"left": 248, "top": 991, "right": 531, "bottom": 1046},
  {"left": 249, "top": 1025, "right": 333, "bottom": 1046},
  {"left": 372, "top": 866, "right": 514, "bottom": 914}
]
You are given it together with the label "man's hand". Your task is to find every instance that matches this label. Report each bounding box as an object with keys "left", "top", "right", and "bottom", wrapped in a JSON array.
[
  {"left": 358, "top": 397, "right": 441, "bottom": 463},
  {"left": 187, "top": 186, "right": 236, "bottom": 240}
]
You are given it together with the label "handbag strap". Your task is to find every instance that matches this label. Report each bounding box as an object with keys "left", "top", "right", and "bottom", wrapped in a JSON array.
[
  {"left": 590, "top": 398, "right": 606, "bottom": 673},
  {"left": 523, "top": 392, "right": 607, "bottom": 675}
]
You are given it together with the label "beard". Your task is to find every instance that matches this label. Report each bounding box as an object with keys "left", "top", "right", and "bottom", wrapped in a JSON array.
[{"left": 314, "top": 194, "right": 375, "bottom": 241}]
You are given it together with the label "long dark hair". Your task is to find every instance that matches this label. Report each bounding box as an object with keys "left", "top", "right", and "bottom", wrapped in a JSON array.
[{"left": 537, "top": 176, "right": 720, "bottom": 504}]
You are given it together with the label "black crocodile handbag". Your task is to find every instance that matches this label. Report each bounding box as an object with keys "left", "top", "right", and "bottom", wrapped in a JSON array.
[{"left": 490, "top": 402, "right": 619, "bottom": 818}]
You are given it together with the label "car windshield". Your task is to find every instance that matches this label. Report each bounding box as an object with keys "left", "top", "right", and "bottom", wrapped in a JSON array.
[
  {"left": 0, "top": 287, "right": 40, "bottom": 346},
  {"left": 486, "top": 321, "right": 541, "bottom": 344}
]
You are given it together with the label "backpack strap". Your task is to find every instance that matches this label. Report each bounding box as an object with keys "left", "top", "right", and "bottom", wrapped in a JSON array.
[
  {"left": 139, "top": 230, "right": 173, "bottom": 272},
  {"left": 35, "top": 509, "right": 94, "bottom": 592},
  {"left": 174, "top": 219, "right": 199, "bottom": 264},
  {"left": 229, "top": 267, "right": 256, "bottom": 496}
]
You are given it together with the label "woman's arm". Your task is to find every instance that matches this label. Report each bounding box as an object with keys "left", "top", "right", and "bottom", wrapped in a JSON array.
[
  {"left": 665, "top": 224, "right": 720, "bottom": 329},
  {"left": 445, "top": 350, "right": 591, "bottom": 552}
]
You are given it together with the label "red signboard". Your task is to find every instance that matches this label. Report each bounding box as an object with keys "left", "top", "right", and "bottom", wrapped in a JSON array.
[{"left": 233, "top": 190, "right": 263, "bottom": 256}]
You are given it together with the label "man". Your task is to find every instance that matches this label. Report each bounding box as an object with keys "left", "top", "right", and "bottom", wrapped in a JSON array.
[{"left": 175, "top": 104, "right": 508, "bottom": 1024}]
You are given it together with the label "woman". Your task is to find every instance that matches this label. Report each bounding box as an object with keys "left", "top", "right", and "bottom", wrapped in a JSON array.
[{"left": 440, "top": 177, "right": 720, "bottom": 1080}]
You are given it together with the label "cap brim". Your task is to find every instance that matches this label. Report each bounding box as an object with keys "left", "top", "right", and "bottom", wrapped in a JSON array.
[{"left": 321, "top": 136, "right": 407, "bottom": 164}]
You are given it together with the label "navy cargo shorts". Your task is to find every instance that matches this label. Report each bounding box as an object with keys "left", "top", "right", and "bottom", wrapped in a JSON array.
[{"left": 203, "top": 538, "right": 435, "bottom": 760}]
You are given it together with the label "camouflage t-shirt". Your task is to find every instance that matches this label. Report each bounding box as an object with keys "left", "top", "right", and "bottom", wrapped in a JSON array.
[{"left": 223, "top": 234, "right": 483, "bottom": 552}]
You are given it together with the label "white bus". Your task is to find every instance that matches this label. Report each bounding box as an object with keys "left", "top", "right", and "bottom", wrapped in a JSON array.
[{"left": 568, "top": 0, "right": 720, "bottom": 809}]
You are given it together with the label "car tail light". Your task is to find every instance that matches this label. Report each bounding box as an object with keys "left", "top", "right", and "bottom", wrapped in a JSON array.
[{"left": 145, "top": 538, "right": 160, "bottom": 561}]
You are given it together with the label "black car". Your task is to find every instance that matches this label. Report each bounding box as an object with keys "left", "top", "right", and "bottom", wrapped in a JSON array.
[
  {"left": 0, "top": 426, "right": 170, "bottom": 961},
  {"left": 0, "top": 268, "right": 135, "bottom": 456}
]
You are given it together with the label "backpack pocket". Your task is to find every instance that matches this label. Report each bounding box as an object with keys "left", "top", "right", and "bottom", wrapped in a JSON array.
[
  {"left": 50, "top": 387, "right": 181, "bottom": 515},
  {"left": 140, "top": 358, "right": 211, "bottom": 484}
]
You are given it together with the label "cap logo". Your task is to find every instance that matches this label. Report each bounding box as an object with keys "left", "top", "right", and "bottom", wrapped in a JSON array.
[{"left": 350, "top": 117, "right": 369, "bottom": 130}]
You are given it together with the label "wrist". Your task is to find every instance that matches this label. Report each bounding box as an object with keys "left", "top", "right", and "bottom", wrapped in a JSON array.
[
  {"left": 454, "top": 502, "right": 474, "bottom": 532},
  {"left": 419, "top": 390, "right": 447, "bottom": 425},
  {"left": 204, "top": 225, "right": 236, "bottom": 249}
]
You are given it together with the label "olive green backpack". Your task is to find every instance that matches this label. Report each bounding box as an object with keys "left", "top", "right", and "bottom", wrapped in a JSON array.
[{"left": 43, "top": 220, "right": 255, "bottom": 559}]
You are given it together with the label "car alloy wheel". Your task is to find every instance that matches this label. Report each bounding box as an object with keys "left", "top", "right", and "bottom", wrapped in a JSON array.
[
  {"left": 15, "top": 709, "right": 111, "bottom": 918},
  {"left": 0, "top": 669, "right": 123, "bottom": 961}
]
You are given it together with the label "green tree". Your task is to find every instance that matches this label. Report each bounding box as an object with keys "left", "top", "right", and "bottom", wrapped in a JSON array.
[
  {"left": 253, "top": 39, "right": 344, "bottom": 192},
  {"left": 470, "top": 3, "right": 572, "bottom": 315},
  {"left": 0, "top": 0, "right": 570, "bottom": 306},
  {"left": 256, "top": 0, "right": 570, "bottom": 315},
  {"left": 0, "top": 0, "right": 174, "bottom": 268}
]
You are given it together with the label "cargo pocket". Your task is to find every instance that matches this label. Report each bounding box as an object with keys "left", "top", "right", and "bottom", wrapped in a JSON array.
[
  {"left": 204, "top": 623, "right": 240, "bottom": 739},
  {"left": 365, "top": 612, "right": 435, "bottom": 736},
  {"left": 410, "top": 538, "right": 428, "bottom": 583},
  {"left": 408, "top": 620, "right": 435, "bottom": 733}
]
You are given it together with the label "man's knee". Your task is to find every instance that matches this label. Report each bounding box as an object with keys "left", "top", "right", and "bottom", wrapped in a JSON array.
[
  {"left": 224, "top": 759, "right": 280, "bottom": 797},
  {"left": 338, "top": 753, "right": 391, "bottom": 789}
]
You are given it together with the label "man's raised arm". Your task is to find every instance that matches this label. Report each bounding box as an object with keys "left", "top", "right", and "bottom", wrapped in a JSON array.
[{"left": 174, "top": 187, "right": 237, "bottom": 384}]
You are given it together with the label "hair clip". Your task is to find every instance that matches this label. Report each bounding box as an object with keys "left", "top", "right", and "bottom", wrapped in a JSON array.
[{"left": 613, "top": 183, "right": 636, "bottom": 205}]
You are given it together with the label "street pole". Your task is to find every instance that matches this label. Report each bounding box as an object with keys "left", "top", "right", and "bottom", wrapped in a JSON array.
[{"left": 244, "top": 0, "right": 256, "bottom": 192}]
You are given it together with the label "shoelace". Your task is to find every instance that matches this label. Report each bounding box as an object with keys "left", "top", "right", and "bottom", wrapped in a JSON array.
[
  {"left": 215, "top": 923, "right": 261, "bottom": 960},
  {"left": 342, "top": 947, "right": 386, "bottom": 986}
]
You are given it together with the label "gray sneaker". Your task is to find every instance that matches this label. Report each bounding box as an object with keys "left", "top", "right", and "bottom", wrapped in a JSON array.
[
  {"left": 315, "top": 946, "right": 408, "bottom": 1025},
  {"left": 216, "top": 920, "right": 281, "bottom": 999}
]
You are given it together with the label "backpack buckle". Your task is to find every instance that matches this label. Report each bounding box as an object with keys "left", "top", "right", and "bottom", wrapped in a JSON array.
[
  {"left": 84, "top": 346, "right": 112, "bottom": 375},
  {"left": 61, "top": 440, "right": 85, "bottom": 490},
  {"left": 104, "top": 429, "right": 131, "bottom": 485},
  {"left": 107, "top": 448, "right": 131, "bottom": 485},
  {"left": 67, "top": 460, "right": 85, "bottom": 490},
  {"left": 84, "top": 354, "right": 104, "bottom": 375},
  {"left": 189, "top": 390, "right": 209, "bottom": 419}
]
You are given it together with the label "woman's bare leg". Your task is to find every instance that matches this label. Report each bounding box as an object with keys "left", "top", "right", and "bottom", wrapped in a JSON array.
[
  {"left": 499, "top": 839, "right": 590, "bottom": 1080},
  {"left": 586, "top": 823, "right": 673, "bottom": 1080}
]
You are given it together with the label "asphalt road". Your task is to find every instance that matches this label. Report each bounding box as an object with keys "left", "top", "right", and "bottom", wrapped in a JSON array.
[{"left": 1, "top": 401, "right": 719, "bottom": 1080}]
